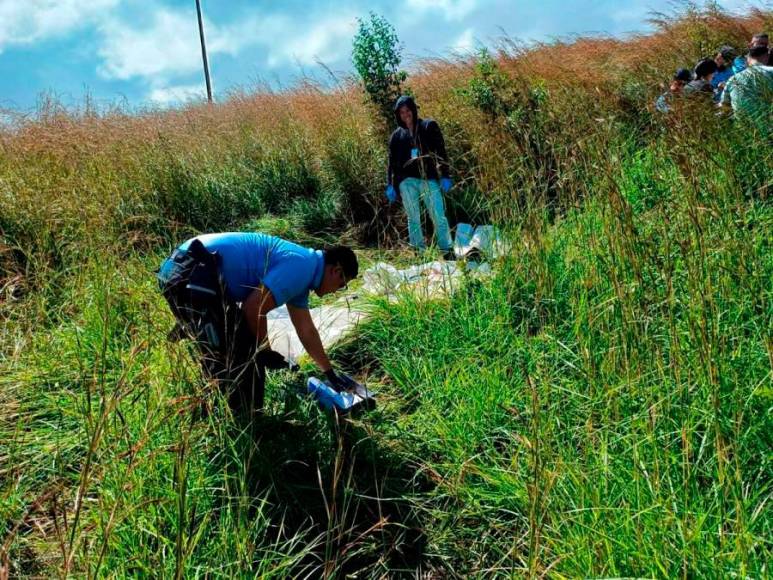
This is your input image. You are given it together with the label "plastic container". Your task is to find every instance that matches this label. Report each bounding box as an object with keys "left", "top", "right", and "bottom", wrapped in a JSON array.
[
  {"left": 307, "top": 376, "right": 377, "bottom": 413},
  {"left": 307, "top": 377, "right": 360, "bottom": 412}
]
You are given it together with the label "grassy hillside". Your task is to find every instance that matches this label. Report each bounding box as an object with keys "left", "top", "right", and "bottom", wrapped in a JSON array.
[{"left": 1, "top": 6, "right": 771, "bottom": 577}]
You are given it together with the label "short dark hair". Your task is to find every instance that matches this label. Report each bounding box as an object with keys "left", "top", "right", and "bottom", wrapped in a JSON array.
[
  {"left": 674, "top": 68, "right": 692, "bottom": 82},
  {"left": 717, "top": 45, "right": 736, "bottom": 61},
  {"left": 324, "top": 246, "right": 359, "bottom": 280},
  {"left": 749, "top": 45, "right": 769, "bottom": 59},
  {"left": 694, "top": 58, "right": 718, "bottom": 79}
]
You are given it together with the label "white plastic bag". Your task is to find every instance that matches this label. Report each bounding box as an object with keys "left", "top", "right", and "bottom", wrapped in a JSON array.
[{"left": 454, "top": 223, "right": 506, "bottom": 258}]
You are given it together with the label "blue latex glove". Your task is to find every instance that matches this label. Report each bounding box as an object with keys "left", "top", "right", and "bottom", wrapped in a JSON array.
[
  {"left": 385, "top": 184, "right": 397, "bottom": 203},
  {"left": 440, "top": 177, "right": 453, "bottom": 193}
]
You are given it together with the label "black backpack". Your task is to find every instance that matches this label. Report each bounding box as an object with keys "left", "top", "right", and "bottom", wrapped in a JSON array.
[{"left": 160, "top": 238, "right": 227, "bottom": 351}]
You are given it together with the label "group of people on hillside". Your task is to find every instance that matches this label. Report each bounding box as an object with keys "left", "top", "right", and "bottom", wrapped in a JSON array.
[
  {"left": 157, "top": 93, "right": 453, "bottom": 412},
  {"left": 656, "top": 32, "right": 772, "bottom": 135}
]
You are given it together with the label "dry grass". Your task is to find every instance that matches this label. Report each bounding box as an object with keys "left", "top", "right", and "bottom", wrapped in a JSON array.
[
  {"left": 0, "top": 6, "right": 771, "bottom": 577},
  {"left": 1, "top": 8, "right": 768, "bottom": 287},
  {"left": 0, "top": 7, "right": 769, "bottom": 378}
]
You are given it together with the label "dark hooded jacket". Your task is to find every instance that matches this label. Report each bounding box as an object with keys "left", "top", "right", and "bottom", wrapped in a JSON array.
[{"left": 387, "top": 95, "right": 450, "bottom": 191}]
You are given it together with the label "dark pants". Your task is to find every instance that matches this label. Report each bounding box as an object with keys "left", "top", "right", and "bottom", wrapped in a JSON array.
[{"left": 158, "top": 240, "right": 266, "bottom": 412}]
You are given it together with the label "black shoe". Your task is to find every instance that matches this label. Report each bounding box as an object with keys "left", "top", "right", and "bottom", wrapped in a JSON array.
[{"left": 442, "top": 250, "right": 457, "bottom": 261}]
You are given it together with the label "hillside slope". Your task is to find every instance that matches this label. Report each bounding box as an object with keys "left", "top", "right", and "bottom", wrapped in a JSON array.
[{"left": 1, "top": 6, "right": 771, "bottom": 577}]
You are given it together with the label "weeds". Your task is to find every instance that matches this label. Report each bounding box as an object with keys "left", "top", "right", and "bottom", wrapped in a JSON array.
[{"left": 1, "top": 5, "right": 771, "bottom": 577}]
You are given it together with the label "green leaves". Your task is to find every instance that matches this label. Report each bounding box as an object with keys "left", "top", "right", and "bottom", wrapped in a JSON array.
[{"left": 351, "top": 13, "right": 407, "bottom": 126}]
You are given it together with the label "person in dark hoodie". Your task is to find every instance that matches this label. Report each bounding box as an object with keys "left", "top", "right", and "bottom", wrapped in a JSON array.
[{"left": 386, "top": 95, "right": 454, "bottom": 258}]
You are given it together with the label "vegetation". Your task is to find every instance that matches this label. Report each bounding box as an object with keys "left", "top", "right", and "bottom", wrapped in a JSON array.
[
  {"left": 1, "top": 6, "right": 771, "bottom": 577},
  {"left": 352, "top": 12, "right": 407, "bottom": 129}
]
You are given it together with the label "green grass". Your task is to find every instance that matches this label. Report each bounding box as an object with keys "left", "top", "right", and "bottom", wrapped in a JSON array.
[
  {"left": 4, "top": 132, "right": 768, "bottom": 575},
  {"left": 354, "top": 186, "right": 772, "bottom": 575},
  {"left": 1, "top": 9, "right": 772, "bottom": 576}
]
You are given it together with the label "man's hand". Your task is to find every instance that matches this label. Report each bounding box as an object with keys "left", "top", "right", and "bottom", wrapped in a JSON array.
[
  {"left": 256, "top": 349, "right": 290, "bottom": 370},
  {"left": 324, "top": 369, "right": 359, "bottom": 392}
]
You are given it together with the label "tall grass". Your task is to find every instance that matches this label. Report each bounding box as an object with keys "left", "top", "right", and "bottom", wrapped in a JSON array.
[
  {"left": 356, "top": 129, "right": 771, "bottom": 574},
  {"left": 1, "top": 5, "right": 771, "bottom": 577}
]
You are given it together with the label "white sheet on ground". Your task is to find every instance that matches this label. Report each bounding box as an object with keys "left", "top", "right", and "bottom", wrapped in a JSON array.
[
  {"left": 361, "top": 258, "right": 492, "bottom": 297},
  {"left": 267, "top": 224, "right": 500, "bottom": 361},
  {"left": 361, "top": 260, "right": 462, "bottom": 297},
  {"left": 266, "top": 296, "right": 365, "bottom": 362}
]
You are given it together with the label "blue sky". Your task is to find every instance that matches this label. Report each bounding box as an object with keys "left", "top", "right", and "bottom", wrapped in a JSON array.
[{"left": 0, "top": 0, "right": 751, "bottom": 112}]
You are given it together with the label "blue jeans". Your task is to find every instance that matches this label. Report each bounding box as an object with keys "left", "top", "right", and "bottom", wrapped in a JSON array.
[{"left": 399, "top": 178, "right": 453, "bottom": 251}]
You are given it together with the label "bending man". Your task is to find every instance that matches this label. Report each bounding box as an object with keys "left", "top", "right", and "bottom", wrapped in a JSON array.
[
  {"left": 157, "top": 232, "right": 358, "bottom": 411},
  {"left": 386, "top": 95, "right": 455, "bottom": 259}
]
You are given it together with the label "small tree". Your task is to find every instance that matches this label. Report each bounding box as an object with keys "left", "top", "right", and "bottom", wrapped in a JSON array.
[{"left": 351, "top": 13, "right": 407, "bottom": 128}]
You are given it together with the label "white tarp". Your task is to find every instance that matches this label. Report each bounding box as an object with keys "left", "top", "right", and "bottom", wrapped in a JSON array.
[
  {"left": 267, "top": 224, "right": 500, "bottom": 361},
  {"left": 361, "top": 260, "right": 461, "bottom": 297},
  {"left": 360, "top": 260, "right": 491, "bottom": 297},
  {"left": 266, "top": 296, "right": 365, "bottom": 362}
]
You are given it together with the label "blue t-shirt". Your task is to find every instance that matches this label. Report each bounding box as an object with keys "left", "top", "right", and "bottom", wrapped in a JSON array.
[
  {"left": 179, "top": 232, "right": 324, "bottom": 308},
  {"left": 711, "top": 67, "right": 734, "bottom": 89}
]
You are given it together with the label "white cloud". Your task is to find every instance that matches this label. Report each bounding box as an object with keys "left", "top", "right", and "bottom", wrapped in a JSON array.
[
  {"left": 261, "top": 14, "right": 357, "bottom": 68},
  {"left": 148, "top": 83, "right": 207, "bottom": 105},
  {"left": 96, "top": 7, "right": 355, "bottom": 84},
  {"left": 0, "top": 0, "right": 119, "bottom": 50},
  {"left": 404, "top": 0, "right": 480, "bottom": 21},
  {"left": 452, "top": 28, "right": 476, "bottom": 53},
  {"left": 97, "top": 7, "right": 244, "bottom": 81}
]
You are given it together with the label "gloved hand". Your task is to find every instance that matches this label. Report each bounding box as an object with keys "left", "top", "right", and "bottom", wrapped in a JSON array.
[
  {"left": 324, "top": 369, "right": 359, "bottom": 392},
  {"left": 440, "top": 177, "right": 453, "bottom": 193},
  {"left": 385, "top": 184, "right": 397, "bottom": 204},
  {"left": 256, "top": 349, "right": 290, "bottom": 370}
]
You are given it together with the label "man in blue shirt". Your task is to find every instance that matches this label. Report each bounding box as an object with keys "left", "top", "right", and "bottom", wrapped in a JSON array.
[
  {"left": 158, "top": 232, "right": 359, "bottom": 411},
  {"left": 711, "top": 46, "right": 737, "bottom": 101}
]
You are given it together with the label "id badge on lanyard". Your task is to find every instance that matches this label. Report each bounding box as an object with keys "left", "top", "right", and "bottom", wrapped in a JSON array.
[{"left": 411, "top": 147, "right": 419, "bottom": 159}]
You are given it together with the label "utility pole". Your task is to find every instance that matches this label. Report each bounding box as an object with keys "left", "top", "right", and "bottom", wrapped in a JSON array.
[{"left": 195, "top": 0, "right": 213, "bottom": 103}]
